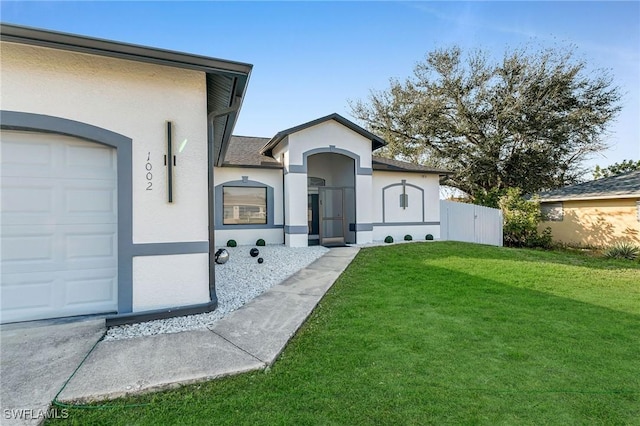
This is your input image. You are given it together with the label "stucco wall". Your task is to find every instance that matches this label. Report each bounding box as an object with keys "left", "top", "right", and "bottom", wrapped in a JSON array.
[
  {"left": 371, "top": 171, "right": 441, "bottom": 242},
  {"left": 286, "top": 120, "right": 373, "bottom": 169},
  {"left": 540, "top": 198, "right": 640, "bottom": 247},
  {"left": 1, "top": 42, "right": 210, "bottom": 311},
  {"left": 213, "top": 166, "right": 284, "bottom": 245}
]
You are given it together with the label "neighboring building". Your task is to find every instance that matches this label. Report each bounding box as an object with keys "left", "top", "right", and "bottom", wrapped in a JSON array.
[
  {"left": 1, "top": 24, "right": 448, "bottom": 325},
  {"left": 537, "top": 170, "right": 640, "bottom": 247}
]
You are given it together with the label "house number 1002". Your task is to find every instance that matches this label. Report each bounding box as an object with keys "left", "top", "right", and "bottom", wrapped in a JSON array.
[{"left": 145, "top": 152, "right": 153, "bottom": 190}]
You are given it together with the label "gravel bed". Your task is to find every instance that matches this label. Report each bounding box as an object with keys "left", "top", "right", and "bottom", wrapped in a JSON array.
[{"left": 104, "top": 245, "right": 329, "bottom": 341}]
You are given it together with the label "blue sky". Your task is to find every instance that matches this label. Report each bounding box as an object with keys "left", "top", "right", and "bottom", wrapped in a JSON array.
[{"left": 2, "top": 1, "right": 638, "bottom": 173}]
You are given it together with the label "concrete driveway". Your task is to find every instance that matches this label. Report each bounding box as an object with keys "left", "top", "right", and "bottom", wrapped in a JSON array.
[{"left": 0, "top": 319, "right": 105, "bottom": 426}]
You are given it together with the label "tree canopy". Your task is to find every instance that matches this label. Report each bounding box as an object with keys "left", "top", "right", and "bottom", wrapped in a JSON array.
[
  {"left": 350, "top": 46, "right": 622, "bottom": 205},
  {"left": 593, "top": 159, "right": 640, "bottom": 179}
]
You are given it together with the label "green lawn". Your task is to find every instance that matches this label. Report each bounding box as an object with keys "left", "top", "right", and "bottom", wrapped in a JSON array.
[{"left": 50, "top": 242, "right": 640, "bottom": 425}]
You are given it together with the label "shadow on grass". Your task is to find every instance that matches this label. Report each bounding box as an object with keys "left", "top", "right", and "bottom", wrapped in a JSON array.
[
  {"left": 385, "top": 240, "right": 640, "bottom": 272},
  {"left": 49, "top": 242, "right": 640, "bottom": 425}
]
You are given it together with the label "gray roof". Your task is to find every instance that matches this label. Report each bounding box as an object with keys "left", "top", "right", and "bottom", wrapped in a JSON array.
[
  {"left": 372, "top": 156, "right": 450, "bottom": 175},
  {"left": 538, "top": 170, "right": 640, "bottom": 202},
  {"left": 0, "top": 23, "right": 252, "bottom": 167},
  {"left": 224, "top": 136, "right": 449, "bottom": 175},
  {"left": 260, "top": 113, "right": 387, "bottom": 156},
  {"left": 223, "top": 136, "right": 282, "bottom": 168}
]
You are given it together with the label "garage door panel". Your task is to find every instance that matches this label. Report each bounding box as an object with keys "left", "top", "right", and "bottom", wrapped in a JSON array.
[
  {"left": 1, "top": 130, "right": 118, "bottom": 323},
  {"left": 1, "top": 138, "right": 52, "bottom": 171},
  {"left": 65, "top": 142, "right": 116, "bottom": 175},
  {"left": 1, "top": 233, "right": 54, "bottom": 263},
  {"left": 0, "top": 180, "right": 54, "bottom": 215},
  {"left": 1, "top": 279, "right": 53, "bottom": 310},
  {"left": 65, "top": 187, "right": 116, "bottom": 216},
  {"left": 2, "top": 224, "right": 117, "bottom": 274},
  {"left": 65, "top": 274, "right": 117, "bottom": 306}
]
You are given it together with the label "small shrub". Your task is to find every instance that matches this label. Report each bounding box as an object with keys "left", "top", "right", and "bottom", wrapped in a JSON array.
[
  {"left": 498, "top": 188, "right": 552, "bottom": 249},
  {"left": 603, "top": 242, "right": 639, "bottom": 260},
  {"left": 384, "top": 236, "right": 394, "bottom": 244},
  {"left": 256, "top": 238, "right": 266, "bottom": 246},
  {"left": 226, "top": 239, "right": 237, "bottom": 248},
  {"left": 425, "top": 234, "right": 434, "bottom": 241},
  {"left": 404, "top": 234, "right": 413, "bottom": 241}
]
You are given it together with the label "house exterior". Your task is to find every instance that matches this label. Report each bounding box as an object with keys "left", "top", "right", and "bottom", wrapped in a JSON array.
[
  {"left": 537, "top": 170, "right": 640, "bottom": 247},
  {"left": 0, "top": 24, "right": 252, "bottom": 324},
  {"left": 214, "top": 114, "right": 448, "bottom": 247},
  {"left": 0, "top": 24, "right": 447, "bottom": 325}
]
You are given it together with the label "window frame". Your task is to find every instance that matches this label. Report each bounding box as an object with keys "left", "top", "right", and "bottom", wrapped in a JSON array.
[
  {"left": 222, "top": 185, "right": 268, "bottom": 225},
  {"left": 214, "top": 178, "right": 277, "bottom": 230}
]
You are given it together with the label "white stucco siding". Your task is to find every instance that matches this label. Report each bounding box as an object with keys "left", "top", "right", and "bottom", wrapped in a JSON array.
[
  {"left": 132, "top": 254, "right": 209, "bottom": 311},
  {"left": 213, "top": 167, "right": 285, "bottom": 246},
  {"left": 372, "top": 225, "right": 440, "bottom": 242},
  {"left": 214, "top": 167, "right": 284, "bottom": 221},
  {"left": 284, "top": 172, "right": 309, "bottom": 247},
  {"left": 287, "top": 120, "right": 373, "bottom": 168},
  {"left": 1, "top": 42, "right": 209, "bottom": 244},
  {"left": 2, "top": 42, "right": 210, "bottom": 312},
  {"left": 215, "top": 229, "right": 284, "bottom": 246},
  {"left": 372, "top": 171, "right": 441, "bottom": 224}
]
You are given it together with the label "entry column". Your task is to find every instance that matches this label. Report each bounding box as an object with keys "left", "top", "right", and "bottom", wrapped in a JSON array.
[{"left": 283, "top": 171, "right": 308, "bottom": 247}]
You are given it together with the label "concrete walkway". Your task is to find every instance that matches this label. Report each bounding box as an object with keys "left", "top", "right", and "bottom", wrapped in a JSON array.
[
  {"left": 57, "top": 246, "right": 359, "bottom": 403},
  {"left": 0, "top": 319, "right": 105, "bottom": 425}
]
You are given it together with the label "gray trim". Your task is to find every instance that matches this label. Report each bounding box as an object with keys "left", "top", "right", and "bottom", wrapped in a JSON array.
[
  {"left": 287, "top": 146, "right": 372, "bottom": 176},
  {"left": 284, "top": 225, "right": 309, "bottom": 234},
  {"left": 373, "top": 221, "right": 440, "bottom": 226},
  {"left": 214, "top": 178, "right": 276, "bottom": 229},
  {"left": 381, "top": 181, "right": 425, "bottom": 223},
  {"left": 1, "top": 111, "right": 134, "bottom": 314},
  {"left": 131, "top": 242, "right": 209, "bottom": 256},
  {"left": 0, "top": 23, "right": 252, "bottom": 76},
  {"left": 260, "top": 113, "right": 387, "bottom": 156},
  {"left": 350, "top": 223, "right": 373, "bottom": 232},
  {"left": 106, "top": 301, "right": 217, "bottom": 327}
]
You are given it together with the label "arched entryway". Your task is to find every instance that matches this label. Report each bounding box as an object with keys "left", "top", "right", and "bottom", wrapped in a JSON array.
[{"left": 307, "top": 152, "right": 356, "bottom": 246}]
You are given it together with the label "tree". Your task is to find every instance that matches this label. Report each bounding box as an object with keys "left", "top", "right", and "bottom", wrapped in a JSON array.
[
  {"left": 593, "top": 159, "right": 640, "bottom": 179},
  {"left": 350, "top": 46, "right": 622, "bottom": 206}
]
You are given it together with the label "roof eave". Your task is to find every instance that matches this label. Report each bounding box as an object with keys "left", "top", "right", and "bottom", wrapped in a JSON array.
[
  {"left": 259, "top": 113, "right": 387, "bottom": 156},
  {"left": 0, "top": 23, "right": 253, "bottom": 76},
  {"left": 539, "top": 193, "right": 640, "bottom": 202}
]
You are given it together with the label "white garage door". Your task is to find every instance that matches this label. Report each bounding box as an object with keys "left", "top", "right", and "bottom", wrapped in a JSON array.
[{"left": 1, "top": 131, "right": 118, "bottom": 323}]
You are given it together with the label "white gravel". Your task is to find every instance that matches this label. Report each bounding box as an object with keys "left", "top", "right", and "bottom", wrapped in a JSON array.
[{"left": 104, "top": 245, "right": 329, "bottom": 341}]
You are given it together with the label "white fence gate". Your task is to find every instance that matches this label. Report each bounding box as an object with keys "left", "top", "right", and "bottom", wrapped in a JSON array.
[{"left": 440, "top": 200, "right": 503, "bottom": 246}]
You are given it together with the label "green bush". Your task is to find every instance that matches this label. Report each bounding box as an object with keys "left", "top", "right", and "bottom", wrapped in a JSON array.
[
  {"left": 425, "top": 234, "right": 434, "bottom": 241},
  {"left": 404, "top": 234, "right": 413, "bottom": 241},
  {"left": 226, "top": 239, "right": 237, "bottom": 248},
  {"left": 256, "top": 238, "right": 266, "bottom": 246},
  {"left": 498, "top": 188, "right": 552, "bottom": 249},
  {"left": 603, "top": 242, "right": 639, "bottom": 260},
  {"left": 384, "top": 236, "right": 394, "bottom": 244}
]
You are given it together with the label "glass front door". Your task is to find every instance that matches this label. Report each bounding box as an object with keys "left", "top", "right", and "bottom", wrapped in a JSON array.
[{"left": 319, "top": 187, "right": 345, "bottom": 246}]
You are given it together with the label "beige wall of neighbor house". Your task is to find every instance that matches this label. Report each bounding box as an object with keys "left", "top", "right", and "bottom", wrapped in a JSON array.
[
  {"left": 540, "top": 198, "right": 640, "bottom": 247},
  {"left": 1, "top": 42, "right": 210, "bottom": 311}
]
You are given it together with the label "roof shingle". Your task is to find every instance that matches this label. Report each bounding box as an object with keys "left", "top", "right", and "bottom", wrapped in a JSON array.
[{"left": 537, "top": 170, "right": 640, "bottom": 201}]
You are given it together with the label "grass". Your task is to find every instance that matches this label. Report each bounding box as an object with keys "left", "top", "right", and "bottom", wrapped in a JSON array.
[{"left": 49, "top": 242, "right": 640, "bottom": 425}]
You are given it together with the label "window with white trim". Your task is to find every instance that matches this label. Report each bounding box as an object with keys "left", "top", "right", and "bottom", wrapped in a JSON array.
[{"left": 223, "top": 186, "right": 267, "bottom": 225}]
